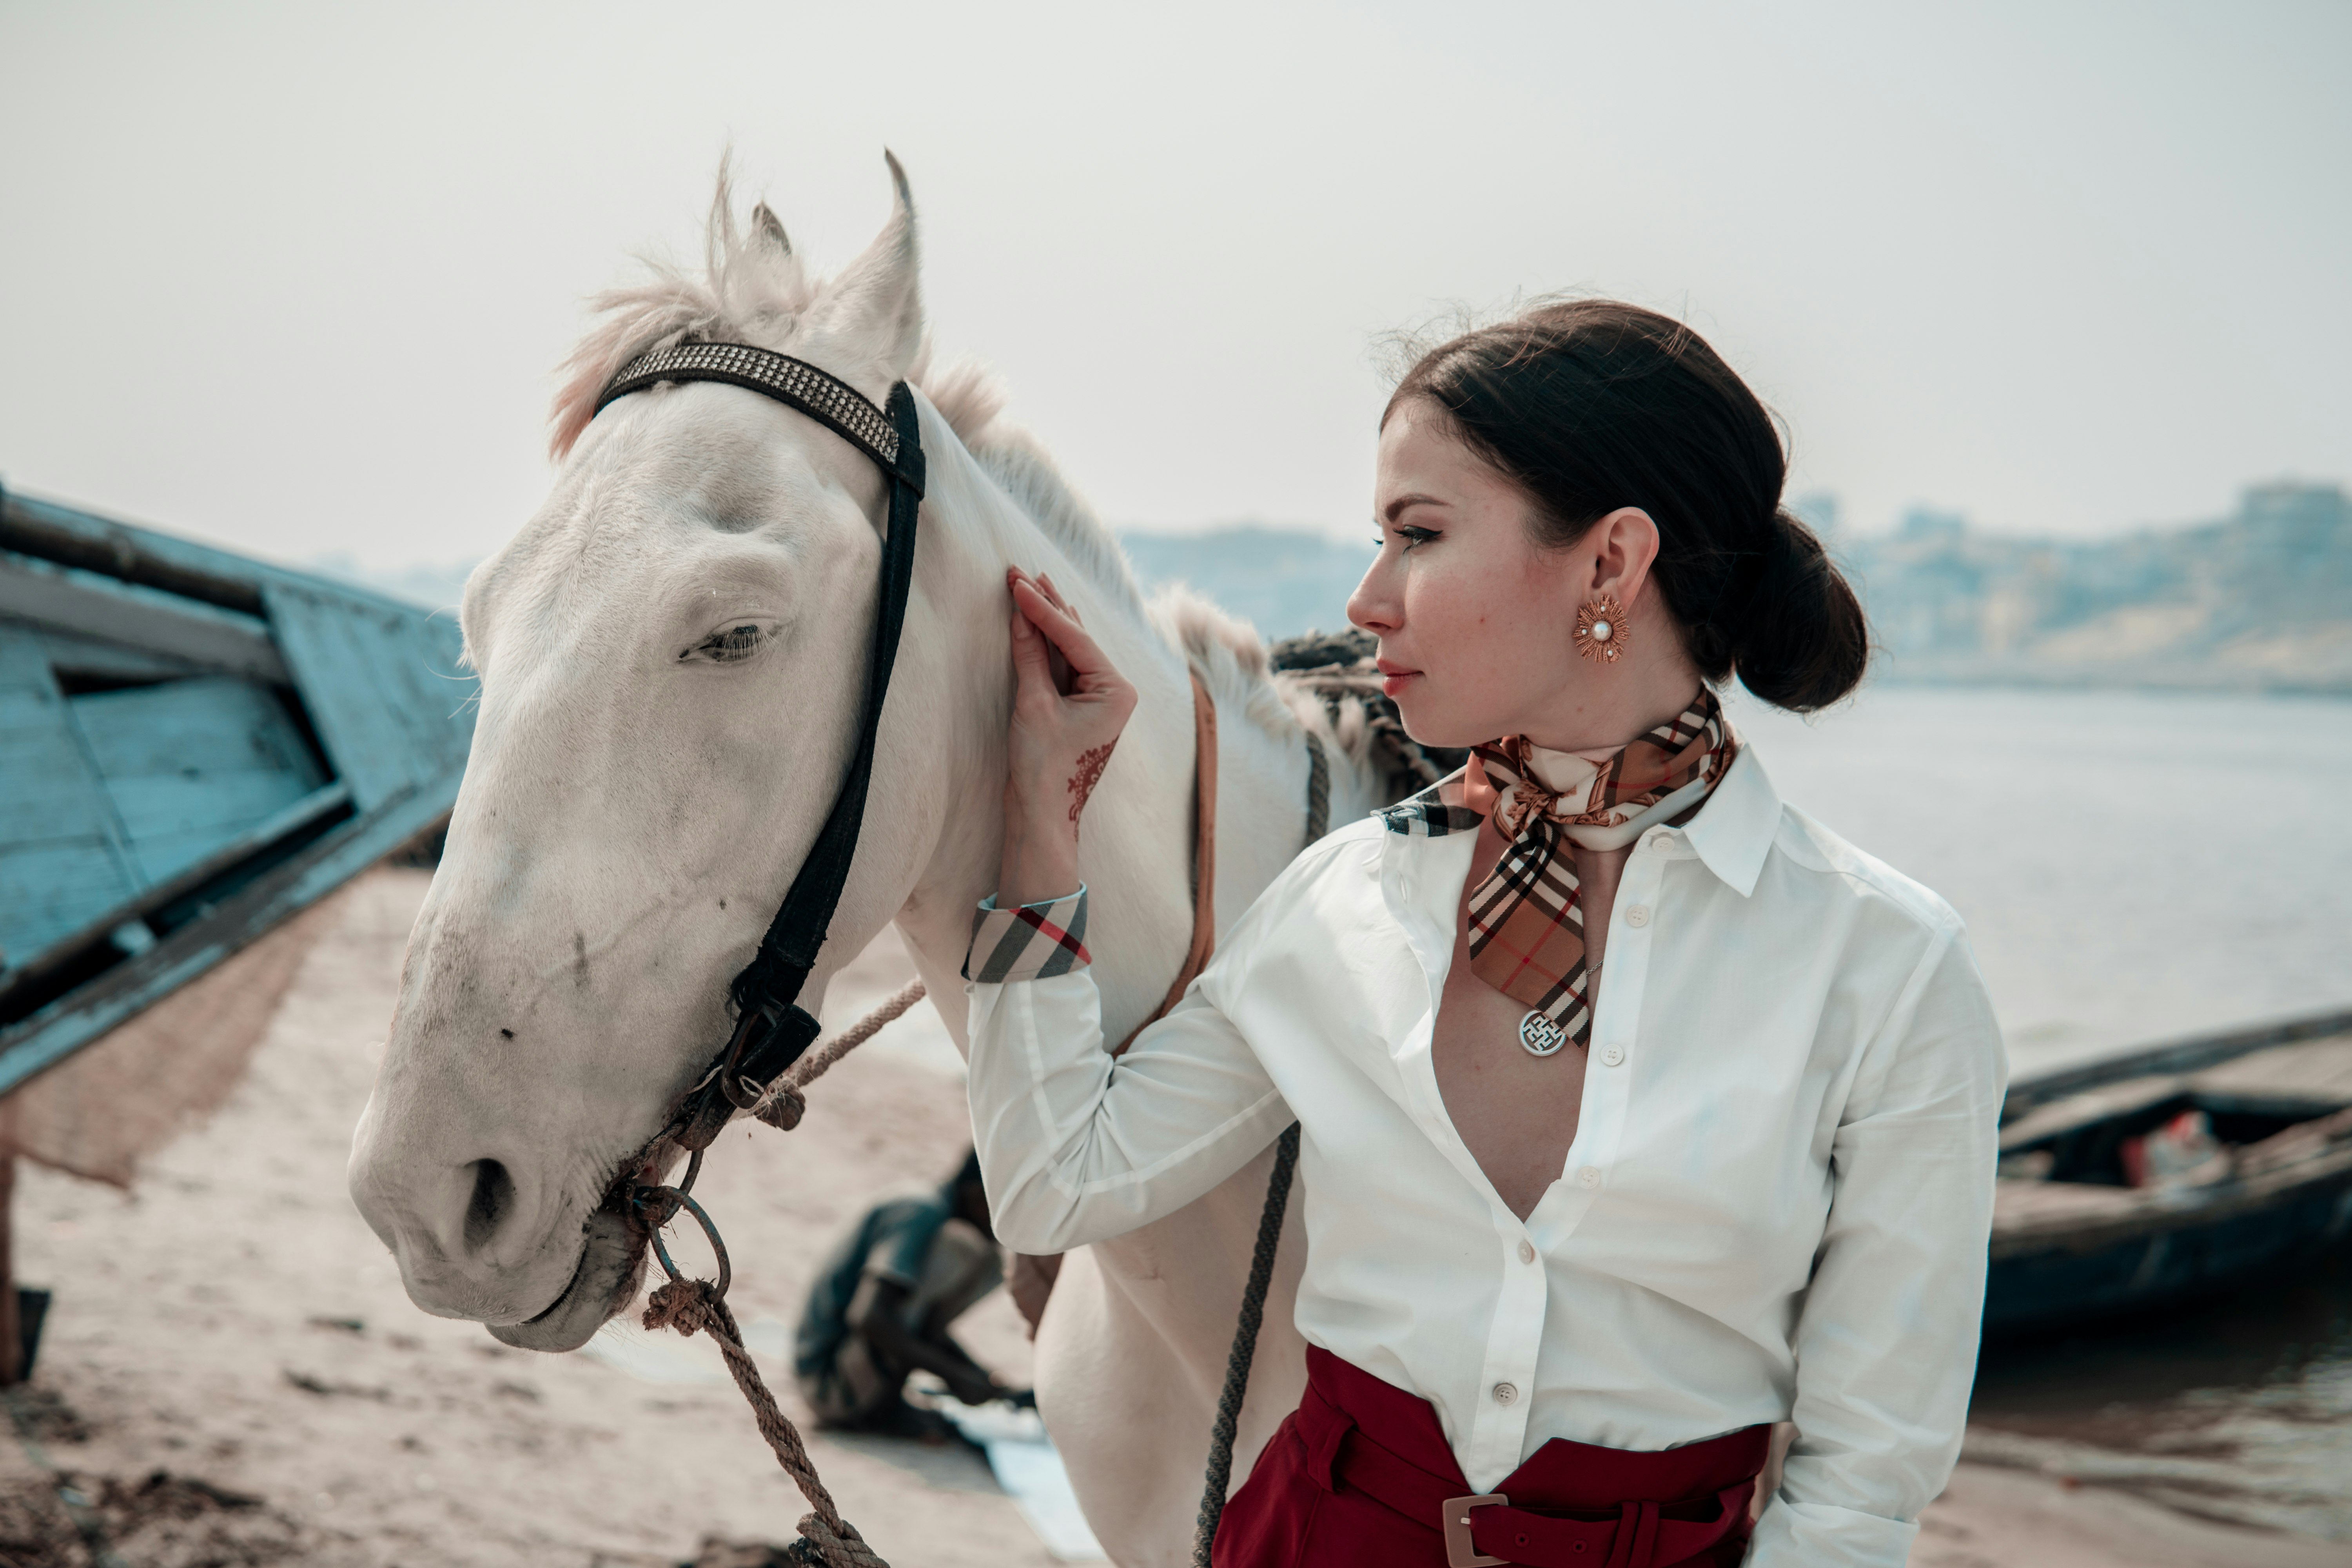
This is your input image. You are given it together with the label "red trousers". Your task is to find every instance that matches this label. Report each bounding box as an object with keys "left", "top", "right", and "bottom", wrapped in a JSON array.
[{"left": 1214, "top": 1348, "right": 1768, "bottom": 1568}]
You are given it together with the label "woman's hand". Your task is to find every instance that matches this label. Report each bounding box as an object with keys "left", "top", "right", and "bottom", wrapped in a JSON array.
[{"left": 999, "top": 566, "right": 1137, "bottom": 907}]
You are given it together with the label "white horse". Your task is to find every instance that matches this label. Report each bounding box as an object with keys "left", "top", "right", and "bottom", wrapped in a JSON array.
[{"left": 346, "top": 158, "right": 1396, "bottom": 1564}]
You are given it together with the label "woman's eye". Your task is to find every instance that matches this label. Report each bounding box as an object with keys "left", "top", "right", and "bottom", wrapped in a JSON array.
[
  {"left": 1397, "top": 526, "right": 1439, "bottom": 551},
  {"left": 694, "top": 624, "right": 767, "bottom": 663}
]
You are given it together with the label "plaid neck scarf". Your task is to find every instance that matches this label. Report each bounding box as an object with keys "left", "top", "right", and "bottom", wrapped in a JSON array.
[{"left": 1460, "top": 690, "right": 1737, "bottom": 1050}]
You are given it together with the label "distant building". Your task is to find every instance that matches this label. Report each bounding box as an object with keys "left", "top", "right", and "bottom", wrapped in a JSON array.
[{"left": 1837, "top": 483, "right": 2352, "bottom": 691}]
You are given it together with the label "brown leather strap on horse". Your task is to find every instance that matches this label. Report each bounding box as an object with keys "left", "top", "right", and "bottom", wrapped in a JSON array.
[{"left": 1117, "top": 668, "right": 1220, "bottom": 1055}]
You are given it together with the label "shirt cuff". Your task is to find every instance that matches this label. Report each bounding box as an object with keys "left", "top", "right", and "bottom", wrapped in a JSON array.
[
  {"left": 1747, "top": 1495, "right": 1920, "bottom": 1568},
  {"left": 961, "top": 886, "right": 1091, "bottom": 982}
]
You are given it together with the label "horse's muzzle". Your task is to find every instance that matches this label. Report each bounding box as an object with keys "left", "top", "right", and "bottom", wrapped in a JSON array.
[{"left": 486, "top": 1205, "right": 647, "bottom": 1352}]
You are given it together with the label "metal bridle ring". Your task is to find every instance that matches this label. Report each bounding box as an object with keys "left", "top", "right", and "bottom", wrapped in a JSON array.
[
  {"left": 718, "top": 1008, "right": 776, "bottom": 1111},
  {"left": 631, "top": 1182, "right": 732, "bottom": 1299}
]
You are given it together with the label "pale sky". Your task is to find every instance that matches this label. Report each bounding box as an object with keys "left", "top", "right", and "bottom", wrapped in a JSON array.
[{"left": 4, "top": 1, "right": 2346, "bottom": 572}]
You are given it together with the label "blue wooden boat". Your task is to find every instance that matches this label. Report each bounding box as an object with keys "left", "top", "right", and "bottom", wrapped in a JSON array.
[
  {"left": 1987, "top": 1008, "right": 2352, "bottom": 1332},
  {"left": 0, "top": 486, "right": 475, "bottom": 1096}
]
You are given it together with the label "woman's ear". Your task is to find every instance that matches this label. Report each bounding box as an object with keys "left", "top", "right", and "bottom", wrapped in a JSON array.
[{"left": 1584, "top": 507, "right": 1662, "bottom": 606}]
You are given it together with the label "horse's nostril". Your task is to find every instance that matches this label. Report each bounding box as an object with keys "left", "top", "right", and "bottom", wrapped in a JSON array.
[{"left": 463, "top": 1159, "right": 516, "bottom": 1254}]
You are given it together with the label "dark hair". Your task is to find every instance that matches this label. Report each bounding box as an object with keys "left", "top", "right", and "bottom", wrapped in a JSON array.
[{"left": 1387, "top": 299, "right": 1867, "bottom": 711}]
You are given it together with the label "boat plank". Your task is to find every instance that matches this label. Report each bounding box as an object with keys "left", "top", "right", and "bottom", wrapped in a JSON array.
[
  {"left": 32, "top": 628, "right": 209, "bottom": 684},
  {"left": 2191, "top": 1034, "right": 2352, "bottom": 1105},
  {"left": 0, "top": 842, "right": 139, "bottom": 970},
  {"left": 1993, "top": 1178, "right": 2147, "bottom": 1227},
  {"left": 1999, "top": 1075, "right": 2186, "bottom": 1151},
  {"left": 0, "top": 553, "right": 287, "bottom": 684},
  {"left": 66, "top": 677, "right": 328, "bottom": 885},
  {"left": 263, "top": 583, "right": 466, "bottom": 813},
  {"left": 1991, "top": 1141, "right": 2352, "bottom": 1256},
  {"left": 0, "top": 628, "right": 141, "bottom": 965},
  {"left": 0, "top": 699, "right": 122, "bottom": 848}
]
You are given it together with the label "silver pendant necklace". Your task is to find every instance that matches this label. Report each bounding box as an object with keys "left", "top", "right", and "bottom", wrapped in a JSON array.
[{"left": 1517, "top": 1012, "right": 1569, "bottom": 1057}]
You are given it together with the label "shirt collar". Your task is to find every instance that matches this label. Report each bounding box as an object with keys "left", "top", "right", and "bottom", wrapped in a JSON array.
[
  {"left": 1680, "top": 742, "right": 1780, "bottom": 898},
  {"left": 1375, "top": 742, "right": 1784, "bottom": 899}
]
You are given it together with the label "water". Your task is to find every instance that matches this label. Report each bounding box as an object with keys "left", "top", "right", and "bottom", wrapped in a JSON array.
[
  {"left": 1722, "top": 683, "right": 2352, "bottom": 1078},
  {"left": 1967, "top": 1259, "right": 2352, "bottom": 1540},
  {"left": 1725, "top": 682, "right": 2352, "bottom": 1541}
]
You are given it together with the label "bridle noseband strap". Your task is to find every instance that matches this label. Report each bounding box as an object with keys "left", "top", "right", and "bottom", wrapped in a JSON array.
[{"left": 593, "top": 342, "right": 927, "bottom": 1149}]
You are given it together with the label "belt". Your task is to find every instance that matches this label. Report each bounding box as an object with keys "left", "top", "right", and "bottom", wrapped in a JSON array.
[{"left": 1303, "top": 1389, "right": 1755, "bottom": 1568}]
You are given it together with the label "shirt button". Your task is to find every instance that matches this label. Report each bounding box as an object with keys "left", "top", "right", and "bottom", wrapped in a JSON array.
[
  {"left": 1493, "top": 1382, "right": 1518, "bottom": 1406},
  {"left": 1623, "top": 905, "right": 1651, "bottom": 927},
  {"left": 1651, "top": 834, "right": 1675, "bottom": 851},
  {"left": 1517, "top": 1239, "right": 1536, "bottom": 1265},
  {"left": 1577, "top": 1166, "right": 1602, "bottom": 1188},
  {"left": 1600, "top": 1044, "right": 1626, "bottom": 1067}
]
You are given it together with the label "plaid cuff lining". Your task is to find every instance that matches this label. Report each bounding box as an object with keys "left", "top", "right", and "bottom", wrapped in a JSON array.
[{"left": 962, "top": 886, "right": 1091, "bottom": 982}]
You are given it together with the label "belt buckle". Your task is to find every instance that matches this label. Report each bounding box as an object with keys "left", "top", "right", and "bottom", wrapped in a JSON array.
[{"left": 1441, "top": 1493, "right": 1509, "bottom": 1568}]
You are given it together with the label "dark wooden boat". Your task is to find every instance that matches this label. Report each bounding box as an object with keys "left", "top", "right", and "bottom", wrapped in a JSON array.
[
  {"left": 0, "top": 486, "right": 475, "bottom": 1096},
  {"left": 1988, "top": 1009, "right": 2352, "bottom": 1332}
]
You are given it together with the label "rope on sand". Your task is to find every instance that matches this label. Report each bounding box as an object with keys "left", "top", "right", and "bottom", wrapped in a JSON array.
[
  {"left": 638, "top": 982, "right": 929, "bottom": 1568},
  {"left": 642, "top": 1280, "right": 888, "bottom": 1568}
]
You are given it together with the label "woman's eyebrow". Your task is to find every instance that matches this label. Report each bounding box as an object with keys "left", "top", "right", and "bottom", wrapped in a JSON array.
[{"left": 1382, "top": 493, "right": 1450, "bottom": 523}]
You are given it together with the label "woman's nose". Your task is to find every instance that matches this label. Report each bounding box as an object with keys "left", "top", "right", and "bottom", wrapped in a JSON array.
[{"left": 1346, "top": 557, "right": 1398, "bottom": 634}]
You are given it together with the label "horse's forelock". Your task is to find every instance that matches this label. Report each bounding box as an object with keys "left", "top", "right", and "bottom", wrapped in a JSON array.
[{"left": 548, "top": 156, "right": 822, "bottom": 460}]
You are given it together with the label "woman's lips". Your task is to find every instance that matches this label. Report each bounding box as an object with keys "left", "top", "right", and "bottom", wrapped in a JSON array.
[{"left": 1378, "top": 665, "right": 1420, "bottom": 698}]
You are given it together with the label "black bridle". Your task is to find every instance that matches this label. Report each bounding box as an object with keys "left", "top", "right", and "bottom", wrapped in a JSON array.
[{"left": 590, "top": 341, "right": 926, "bottom": 1165}]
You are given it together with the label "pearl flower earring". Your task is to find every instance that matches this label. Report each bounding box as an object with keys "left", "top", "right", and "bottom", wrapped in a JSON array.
[{"left": 1574, "top": 593, "right": 1630, "bottom": 664}]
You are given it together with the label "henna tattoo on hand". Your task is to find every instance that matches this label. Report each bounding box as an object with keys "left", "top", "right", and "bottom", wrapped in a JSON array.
[{"left": 1068, "top": 742, "right": 1115, "bottom": 822}]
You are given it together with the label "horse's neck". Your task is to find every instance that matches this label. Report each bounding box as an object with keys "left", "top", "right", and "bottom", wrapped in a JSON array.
[{"left": 888, "top": 450, "right": 1207, "bottom": 1049}]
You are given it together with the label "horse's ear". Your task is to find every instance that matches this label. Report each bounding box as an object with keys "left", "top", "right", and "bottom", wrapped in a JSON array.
[
  {"left": 803, "top": 151, "right": 922, "bottom": 383},
  {"left": 751, "top": 201, "right": 791, "bottom": 258}
]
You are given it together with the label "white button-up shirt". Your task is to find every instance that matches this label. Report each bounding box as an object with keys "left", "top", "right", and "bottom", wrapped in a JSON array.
[{"left": 964, "top": 745, "right": 2005, "bottom": 1566}]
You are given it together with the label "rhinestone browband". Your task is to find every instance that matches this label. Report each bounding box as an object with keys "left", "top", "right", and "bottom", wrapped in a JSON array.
[{"left": 593, "top": 341, "right": 902, "bottom": 474}]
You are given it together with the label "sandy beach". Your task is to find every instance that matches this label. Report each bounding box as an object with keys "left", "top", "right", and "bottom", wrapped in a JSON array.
[{"left": 2, "top": 868, "right": 2338, "bottom": 1568}]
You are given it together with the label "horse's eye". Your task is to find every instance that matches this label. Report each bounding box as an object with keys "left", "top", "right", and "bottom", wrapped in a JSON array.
[{"left": 695, "top": 624, "right": 766, "bottom": 663}]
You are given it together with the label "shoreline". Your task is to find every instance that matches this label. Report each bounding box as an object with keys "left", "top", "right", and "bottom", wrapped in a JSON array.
[{"left": 1918, "top": 1461, "right": 2346, "bottom": 1568}]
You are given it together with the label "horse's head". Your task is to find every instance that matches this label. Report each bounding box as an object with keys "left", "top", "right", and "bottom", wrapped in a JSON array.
[{"left": 348, "top": 160, "right": 932, "bottom": 1350}]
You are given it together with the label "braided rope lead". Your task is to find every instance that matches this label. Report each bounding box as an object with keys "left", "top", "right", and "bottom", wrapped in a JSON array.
[
  {"left": 644, "top": 1279, "right": 889, "bottom": 1568},
  {"left": 637, "top": 987, "right": 929, "bottom": 1568},
  {"left": 1189, "top": 732, "right": 1327, "bottom": 1565},
  {"left": 1191, "top": 1122, "right": 1302, "bottom": 1567},
  {"left": 753, "top": 979, "right": 929, "bottom": 1131},
  {"left": 1302, "top": 730, "right": 1331, "bottom": 850}
]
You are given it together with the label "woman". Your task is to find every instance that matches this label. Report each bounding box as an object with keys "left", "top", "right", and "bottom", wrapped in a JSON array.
[{"left": 963, "top": 300, "right": 2004, "bottom": 1566}]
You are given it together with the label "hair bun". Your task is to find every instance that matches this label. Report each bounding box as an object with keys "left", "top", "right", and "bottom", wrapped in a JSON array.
[{"left": 1726, "top": 511, "right": 1867, "bottom": 712}]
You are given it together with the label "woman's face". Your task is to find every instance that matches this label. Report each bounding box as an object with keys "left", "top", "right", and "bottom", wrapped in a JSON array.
[{"left": 1347, "top": 398, "right": 1606, "bottom": 750}]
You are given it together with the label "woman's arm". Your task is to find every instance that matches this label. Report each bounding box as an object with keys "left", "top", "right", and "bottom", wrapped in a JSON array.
[
  {"left": 1747, "top": 927, "right": 2007, "bottom": 1568},
  {"left": 967, "top": 946, "right": 1292, "bottom": 1253},
  {"left": 965, "top": 570, "right": 1292, "bottom": 1255}
]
